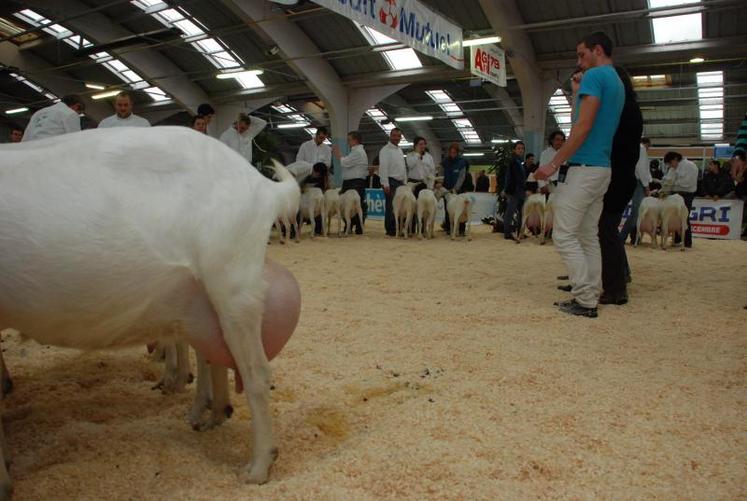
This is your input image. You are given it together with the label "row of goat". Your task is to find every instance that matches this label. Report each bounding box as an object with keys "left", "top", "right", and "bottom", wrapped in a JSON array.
[
  {"left": 635, "top": 194, "right": 689, "bottom": 250},
  {"left": 277, "top": 183, "right": 476, "bottom": 242},
  {"left": 275, "top": 187, "right": 364, "bottom": 243}
]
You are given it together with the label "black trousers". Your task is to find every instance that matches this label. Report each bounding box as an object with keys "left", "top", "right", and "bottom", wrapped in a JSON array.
[
  {"left": 599, "top": 210, "right": 628, "bottom": 298},
  {"left": 340, "top": 178, "right": 367, "bottom": 234},
  {"left": 384, "top": 177, "right": 404, "bottom": 236},
  {"left": 673, "top": 191, "right": 695, "bottom": 247}
]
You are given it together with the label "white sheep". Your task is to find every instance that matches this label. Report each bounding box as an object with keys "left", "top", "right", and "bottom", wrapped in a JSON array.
[
  {"left": 339, "top": 189, "right": 364, "bottom": 237},
  {"left": 299, "top": 187, "right": 326, "bottom": 239},
  {"left": 659, "top": 194, "right": 689, "bottom": 251},
  {"left": 323, "top": 188, "right": 341, "bottom": 237},
  {"left": 634, "top": 196, "right": 662, "bottom": 247},
  {"left": 445, "top": 193, "right": 474, "bottom": 240},
  {"left": 393, "top": 185, "right": 417, "bottom": 238},
  {"left": 0, "top": 126, "right": 300, "bottom": 486},
  {"left": 416, "top": 189, "right": 438, "bottom": 239}
]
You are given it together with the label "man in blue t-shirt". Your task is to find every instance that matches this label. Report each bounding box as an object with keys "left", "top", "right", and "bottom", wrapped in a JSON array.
[{"left": 535, "top": 31, "right": 624, "bottom": 318}]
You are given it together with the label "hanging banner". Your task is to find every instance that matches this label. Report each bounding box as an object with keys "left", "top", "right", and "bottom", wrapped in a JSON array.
[
  {"left": 313, "top": 0, "right": 464, "bottom": 70},
  {"left": 470, "top": 44, "right": 506, "bottom": 87}
]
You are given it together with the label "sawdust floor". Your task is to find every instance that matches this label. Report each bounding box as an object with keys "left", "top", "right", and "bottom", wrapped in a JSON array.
[{"left": 3, "top": 220, "right": 746, "bottom": 500}]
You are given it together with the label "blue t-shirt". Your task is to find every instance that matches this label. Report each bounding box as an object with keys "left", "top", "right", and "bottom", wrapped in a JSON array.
[{"left": 570, "top": 65, "right": 624, "bottom": 167}]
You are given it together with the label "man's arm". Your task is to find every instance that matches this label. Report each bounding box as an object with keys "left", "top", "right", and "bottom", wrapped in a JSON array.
[
  {"left": 379, "top": 149, "right": 390, "bottom": 191},
  {"left": 535, "top": 95, "right": 601, "bottom": 180},
  {"left": 246, "top": 116, "right": 267, "bottom": 140}
]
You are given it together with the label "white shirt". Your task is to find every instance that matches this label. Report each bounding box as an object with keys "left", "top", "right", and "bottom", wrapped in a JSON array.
[
  {"left": 286, "top": 160, "right": 313, "bottom": 183},
  {"left": 635, "top": 144, "right": 652, "bottom": 186},
  {"left": 98, "top": 113, "right": 150, "bottom": 128},
  {"left": 377, "top": 142, "right": 406, "bottom": 187},
  {"left": 296, "top": 139, "right": 331, "bottom": 167},
  {"left": 22, "top": 102, "right": 80, "bottom": 142},
  {"left": 340, "top": 144, "right": 368, "bottom": 180},
  {"left": 405, "top": 151, "right": 436, "bottom": 182},
  {"left": 538, "top": 146, "right": 561, "bottom": 186},
  {"left": 662, "top": 158, "right": 698, "bottom": 193},
  {"left": 219, "top": 116, "right": 267, "bottom": 165}
]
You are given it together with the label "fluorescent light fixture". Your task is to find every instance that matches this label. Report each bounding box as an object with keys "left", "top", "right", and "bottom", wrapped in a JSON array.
[
  {"left": 5, "top": 107, "right": 29, "bottom": 115},
  {"left": 491, "top": 139, "right": 510, "bottom": 144},
  {"left": 463, "top": 152, "right": 485, "bottom": 157},
  {"left": 396, "top": 116, "right": 433, "bottom": 122},
  {"left": 85, "top": 83, "right": 106, "bottom": 90},
  {"left": 216, "top": 69, "right": 264, "bottom": 79},
  {"left": 462, "top": 36, "right": 502, "bottom": 47},
  {"left": 689, "top": 57, "right": 705, "bottom": 63},
  {"left": 277, "top": 123, "right": 308, "bottom": 129},
  {"left": 91, "top": 90, "right": 121, "bottom": 100}
]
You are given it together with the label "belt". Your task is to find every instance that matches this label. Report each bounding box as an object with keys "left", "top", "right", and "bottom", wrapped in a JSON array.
[{"left": 567, "top": 162, "right": 582, "bottom": 167}]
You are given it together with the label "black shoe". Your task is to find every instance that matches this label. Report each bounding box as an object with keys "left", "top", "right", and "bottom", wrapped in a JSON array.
[
  {"left": 626, "top": 275, "right": 632, "bottom": 284},
  {"left": 504, "top": 235, "right": 517, "bottom": 241},
  {"left": 560, "top": 301, "right": 598, "bottom": 318},
  {"left": 557, "top": 285, "right": 572, "bottom": 292},
  {"left": 599, "top": 293, "right": 628, "bottom": 305},
  {"left": 557, "top": 275, "right": 569, "bottom": 280}
]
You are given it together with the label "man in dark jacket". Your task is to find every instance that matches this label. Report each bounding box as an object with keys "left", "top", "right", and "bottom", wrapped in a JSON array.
[
  {"left": 702, "top": 160, "right": 734, "bottom": 199},
  {"left": 475, "top": 170, "right": 490, "bottom": 192},
  {"left": 599, "top": 66, "right": 642, "bottom": 305},
  {"left": 503, "top": 141, "right": 527, "bottom": 241}
]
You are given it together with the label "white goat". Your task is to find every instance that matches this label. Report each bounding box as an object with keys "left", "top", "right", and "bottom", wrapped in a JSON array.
[
  {"left": 323, "top": 188, "right": 341, "bottom": 237},
  {"left": 393, "top": 185, "right": 417, "bottom": 238},
  {"left": 635, "top": 196, "right": 662, "bottom": 247},
  {"left": 659, "top": 194, "right": 689, "bottom": 251},
  {"left": 445, "top": 193, "right": 474, "bottom": 240},
  {"left": 274, "top": 178, "right": 300, "bottom": 244},
  {"left": 299, "top": 187, "right": 326, "bottom": 239},
  {"left": 416, "top": 189, "right": 438, "bottom": 239},
  {"left": 0, "top": 126, "right": 300, "bottom": 486},
  {"left": 339, "top": 189, "right": 364, "bottom": 237},
  {"left": 518, "top": 194, "right": 547, "bottom": 244}
]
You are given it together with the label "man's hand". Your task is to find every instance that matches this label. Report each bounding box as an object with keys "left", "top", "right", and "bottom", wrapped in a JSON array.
[
  {"left": 644, "top": 187, "right": 650, "bottom": 197},
  {"left": 331, "top": 144, "right": 342, "bottom": 160},
  {"left": 383, "top": 186, "right": 391, "bottom": 196},
  {"left": 534, "top": 163, "right": 555, "bottom": 181}
]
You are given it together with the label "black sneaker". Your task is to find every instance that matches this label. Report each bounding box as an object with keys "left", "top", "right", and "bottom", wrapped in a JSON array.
[
  {"left": 557, "top": 275, "right": 569, "bottom": 280},
  {"left": 559, "top": 301, "right": 598, "bottom": 318},
  {"left": 557, "top": 285, "right": 572, "bottom": 292}
]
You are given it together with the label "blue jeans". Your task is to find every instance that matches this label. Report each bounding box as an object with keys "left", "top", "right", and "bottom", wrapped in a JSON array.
[
  {"left": 503, "top": 194, "right": 524, "bottom": 237},
  {"left": 619, "top": 181, "right": 645, "bottom": 243}
]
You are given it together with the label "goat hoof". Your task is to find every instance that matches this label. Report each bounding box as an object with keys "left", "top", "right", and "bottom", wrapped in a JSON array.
[
  {"left": 2, "top": 377, "right": 13, "bottom": 396},
  {"left": 224, "top": 404, "right": 234, "bottom": 418}
]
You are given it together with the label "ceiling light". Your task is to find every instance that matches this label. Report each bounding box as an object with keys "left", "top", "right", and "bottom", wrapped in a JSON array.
[
  {"left": 463, "top": 152, "right": 485, "bottom": 157},
  {"left": 396, "top": 116, "right": 434, "bottom": 122},
  {"left": 85, "top": 82, "right": 106, "bottom": 90},
  {"left": 5, "top": 107, "right": 29, "bottom": 115},
  {"left": 491, "top": 139, "right": 510, "bottom": 144},
  {"left": 91, "top": 90, "right": 121, "bottom": 100},
  {"left": 462, "top": 36, "right": 502, "bottom": 47},
  {"left": 277, "top": 123, "right": 308, "bottom": 129},
  {"left": 689, "top": 57, "right": 705, "bottom": 63},
  {"left": 216, "top": 69, "right": 264, "bottom": 79}
]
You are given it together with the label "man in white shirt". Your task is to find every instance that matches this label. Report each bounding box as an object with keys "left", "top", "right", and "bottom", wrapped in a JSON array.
[
  {"left": 219, "top": 113, "right": 267, "bottom": 166},
  {"left": 538, "top": 130, "right": 566, "bottom": 192},
  {"left": 378, "top": 128, "right": 407, "bottom": 237},
  {"left": 296, "top": 127, "right": 332, "bottom": 172},
  {"left": 98, "top": 92, "right": 150, "bottom": 128},
  {"left": 8, "top": 126, "right": 23, "bottom": 143},
  {"left": 22, "top": 94, "right": 84, "bottom": 142},
  {"left": 619, "top": 137, "right": 652, "bottom": 243},
  {"left": 197, "top": 103, "right": 216, "bottom": 137},
  {"left": 332, "top": 130, "right": 369, "bottom": 234},
  {"left": 662, "top": 151, "right": 698, "bottom": 248}
]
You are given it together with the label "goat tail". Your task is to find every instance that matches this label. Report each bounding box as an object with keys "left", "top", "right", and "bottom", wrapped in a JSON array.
[{"left": 269, "top": 160, "right": 301, "bottom": 220}]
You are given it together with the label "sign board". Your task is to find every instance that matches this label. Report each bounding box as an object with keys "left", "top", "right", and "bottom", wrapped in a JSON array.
[
  {"left": 620, "top": 197, "right": 744, "bottom": 240},
  {"left": 313, "top": 0, "right": 464, "bottom": 69},
  {"left": 714, "top": 145, "right": 735, "bottom": 159},
  {"left": 470, "top": 44, "right": 506, "bottom": 87}
]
